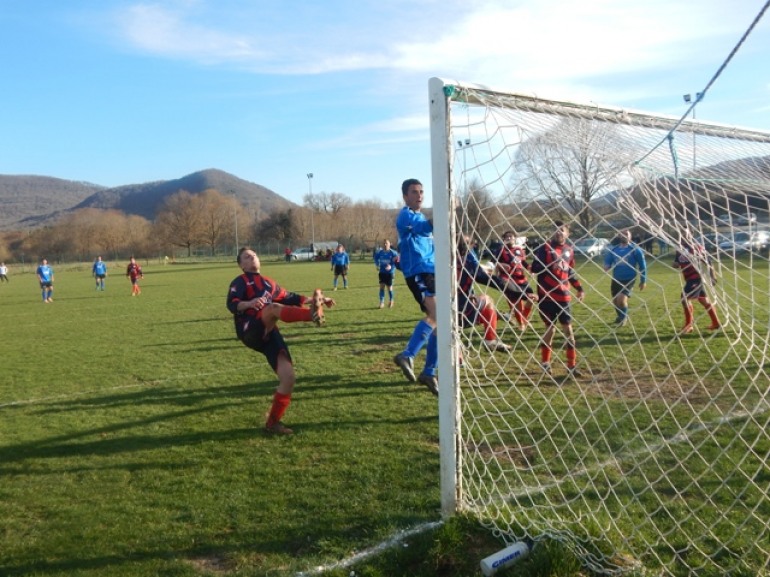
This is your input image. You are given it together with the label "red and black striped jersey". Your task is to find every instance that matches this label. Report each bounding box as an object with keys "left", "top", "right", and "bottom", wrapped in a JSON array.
[
  {"left": 226, "top": 272, "right": 304, "bottom": 337},
  {"left": 495, "top": 245, "right": 529, "bottom": 285},
  {"left": 530, "top": 241, "right": 582, "bottom": 303},
  {"left": 673, "top": 244, "right": 709, "bottom": 282}
]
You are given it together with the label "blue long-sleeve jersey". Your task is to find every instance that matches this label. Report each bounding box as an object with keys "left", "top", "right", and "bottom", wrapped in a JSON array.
[
  {"left": 396, "top": 206, "right": 434, "bottom": 278},
  {"left": 604, "top": 243, "right": 647, "bottom": 284},
  {"left": 374, "top": 248, "right": 399, "bottom": 273}
]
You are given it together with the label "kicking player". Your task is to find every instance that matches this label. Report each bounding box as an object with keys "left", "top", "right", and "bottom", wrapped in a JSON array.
[{"left": 227, "top": 247, "right": 335, "bottom": 435}]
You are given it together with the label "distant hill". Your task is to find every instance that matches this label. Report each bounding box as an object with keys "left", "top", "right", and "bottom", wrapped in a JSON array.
[
  {"left": 0, "top": 175, "right": 105, "bottom": 230},
  {"left": 0, "top": 169, "right": 296, "bottom": 231}
]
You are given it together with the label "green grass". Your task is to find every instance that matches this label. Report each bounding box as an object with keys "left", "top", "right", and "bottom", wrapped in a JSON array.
[{"left": 0, "top": 255, "right": 767, "bottom": 576}]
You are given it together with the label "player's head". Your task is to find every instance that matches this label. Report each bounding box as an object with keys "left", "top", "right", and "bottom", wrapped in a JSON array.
[
  {"left": 502, "top": 230, "right": 516, "bottom": 246},
  {"left": 336, "top": 244, "right": 344, "bottom": 252},
  {"left": 383, "top": 239, "right": 391, "bottom": 249},
  {"left": 237, "top": 247, "right": 261, "bottom": 273},
  {"left": 618, "top": 229, "right": 631, "bottom": 245},
  {"left": 551, "top": 220, "right": 569, "bottom": 244},
  {"left": 402, "top": 178, "right": 424, "bottom": 210}
]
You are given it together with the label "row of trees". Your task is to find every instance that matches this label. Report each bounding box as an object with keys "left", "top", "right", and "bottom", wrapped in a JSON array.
[{"left": 0, "top": 189, "right": 402, "bottom": 264}]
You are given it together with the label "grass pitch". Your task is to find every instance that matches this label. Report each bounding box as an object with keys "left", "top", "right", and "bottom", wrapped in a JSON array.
[{"left": 0, "top": 255, "right": 766, "bottom": 577}]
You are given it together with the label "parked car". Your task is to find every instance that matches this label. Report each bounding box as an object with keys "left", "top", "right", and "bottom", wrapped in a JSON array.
[
  {"left": 572, "top": 237, "right": 610, "bottom": 258},
  {"left": 717, "top": 230, "right": 770, "bottom": 254},
  {"left": 736, "top": 213, "right": 757, "bottom": 226},
  {"left": 289, "top": 247, "right": 316, "bottom": 261},
  {"left": 696, "top": 233, "right": 729, "bottom": 253}
]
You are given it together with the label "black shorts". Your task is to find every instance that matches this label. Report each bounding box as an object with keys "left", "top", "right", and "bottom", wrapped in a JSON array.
[
  {"left": 334, "top": 265, "right": 348, "bottom": 275},
  {"left": 240, "top": 320, "right": 291, "bottom": 371},
  {"left": 405, "top": 273, "right": 436, "bottom": 314},
  {"left": 95, "top": 274, "right": 106, "bottom": 280},
  {"left": 611, "top": 278, "right": 635, "bottom": 298},
  {"left": 378, "top": 271, "right": 394, "bottom": 286},
  {"left": 40, "top": 281, "right": 53, "bottom": 289},
  {"left": 538, "top": 298, "right": 572, "bottom": 325},
  {"left": 682, "top": 278, "right": 706, "bottom": 299}
]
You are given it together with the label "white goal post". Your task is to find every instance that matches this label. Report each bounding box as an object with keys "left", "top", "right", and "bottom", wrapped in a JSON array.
[{"left": 429, "top": 76, "right": 770, "bottom": 576}]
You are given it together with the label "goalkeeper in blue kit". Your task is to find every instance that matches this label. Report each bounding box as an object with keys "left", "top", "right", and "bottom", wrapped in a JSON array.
[{"left": 603, "top": 229, "right": 647, "bottom": 327}]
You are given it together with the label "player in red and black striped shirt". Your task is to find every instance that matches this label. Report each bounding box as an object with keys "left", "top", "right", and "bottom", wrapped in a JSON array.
[
  {"left": 673, "top": 239, "right": 720, "bottom": 334},
  {"left": 495, "top": 230, "right": 536, "bottom": 330},
  {"left": 530, "top": 221, "right": 585, "bottom": 379},
  {"left": 227, "top": 247, "right": 335, "bottom": 435}
]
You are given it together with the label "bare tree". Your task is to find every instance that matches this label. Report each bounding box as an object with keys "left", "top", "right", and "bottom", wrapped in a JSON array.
[
  {"left": 303, "top": 191, "right": 352, "bottom": 215},
  {"left": 154, "top": 191, "right": 205, "bottom": 257},
  {"left": 513, "top": 118, "right": 630, "bottom": 233},
  {"left": 253, "top": 209, "right": 301, "bottom": 247}
]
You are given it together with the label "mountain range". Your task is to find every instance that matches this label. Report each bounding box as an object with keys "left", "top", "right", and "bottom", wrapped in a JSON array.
[{"left": 0, "top": 169, "right": 296, "bottom": 231}]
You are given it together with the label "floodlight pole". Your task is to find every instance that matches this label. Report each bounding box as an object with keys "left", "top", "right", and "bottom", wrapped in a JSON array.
[
  {"left": 306, "top": 173, "right": 315, "bottom": 246},
  {"left": 683, "top": 93, "right": 702, "bottom": 170}
]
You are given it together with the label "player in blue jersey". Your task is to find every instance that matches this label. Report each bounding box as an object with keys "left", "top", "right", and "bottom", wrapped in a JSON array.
[
  {"left": 330, "top": 244, "right": 350, "bottom": 290},
  {"left": 603, "top": 229, "right": 647, "bottom": 327},
  {"left": 373, "top": 239, "right": 399, "bottom": 308},
  {"left": 92, "top": 256, "right": 108, "bottom": 291},
  {"left": 36, "top": 258, "right": 54, "bottom": 303},
  {"left": 393, "top": 178, "right": 439, "bottom": 395}
]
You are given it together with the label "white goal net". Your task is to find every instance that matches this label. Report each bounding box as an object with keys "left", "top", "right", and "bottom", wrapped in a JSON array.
[{"left": 429, "top": 77, "right": 770, "bottom": 576}]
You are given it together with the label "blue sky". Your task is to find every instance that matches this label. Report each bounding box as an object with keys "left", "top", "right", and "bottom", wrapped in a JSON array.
[{"left": 1, "top": 1, "right": 769, "bottom": 206}]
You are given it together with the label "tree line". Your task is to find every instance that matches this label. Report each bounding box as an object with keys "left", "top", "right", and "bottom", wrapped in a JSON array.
[{"left": 0, "top": 188, "right": 401, "bottom": 264}]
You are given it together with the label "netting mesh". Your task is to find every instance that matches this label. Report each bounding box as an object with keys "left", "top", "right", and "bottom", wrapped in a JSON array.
[{"left": 435, "top": 81, "right": 770, "bottom": 576}]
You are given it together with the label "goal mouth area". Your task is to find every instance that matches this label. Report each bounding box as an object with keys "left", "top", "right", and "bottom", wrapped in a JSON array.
[{"left": 429, "top": 76, "right": 770, "bottom": 576}]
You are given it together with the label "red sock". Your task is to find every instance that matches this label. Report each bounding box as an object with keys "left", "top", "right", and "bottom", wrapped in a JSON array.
[
  {"left": 480, "top": 306, "right": 497, "bottom": 340},
  {"left": 541, "top": 346, "right": 552, "bottom": 364},
  {"left": 699, "top": 298, "right": 719, "bottom": 325},
  {"left": 683, "top": 303, "right": 694, "bottom": 325},
  {"left": 566, "top": 347, "right": 577, "bottom": 369},
  {"left": 513, "top": 301, "right": 525, "bottom": 324},
  {"left": 279, "top": 306, "right": 312, "bottom": 323},
  {"left": 266, "top": 392, "right": 291, "bottom": 428}
]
